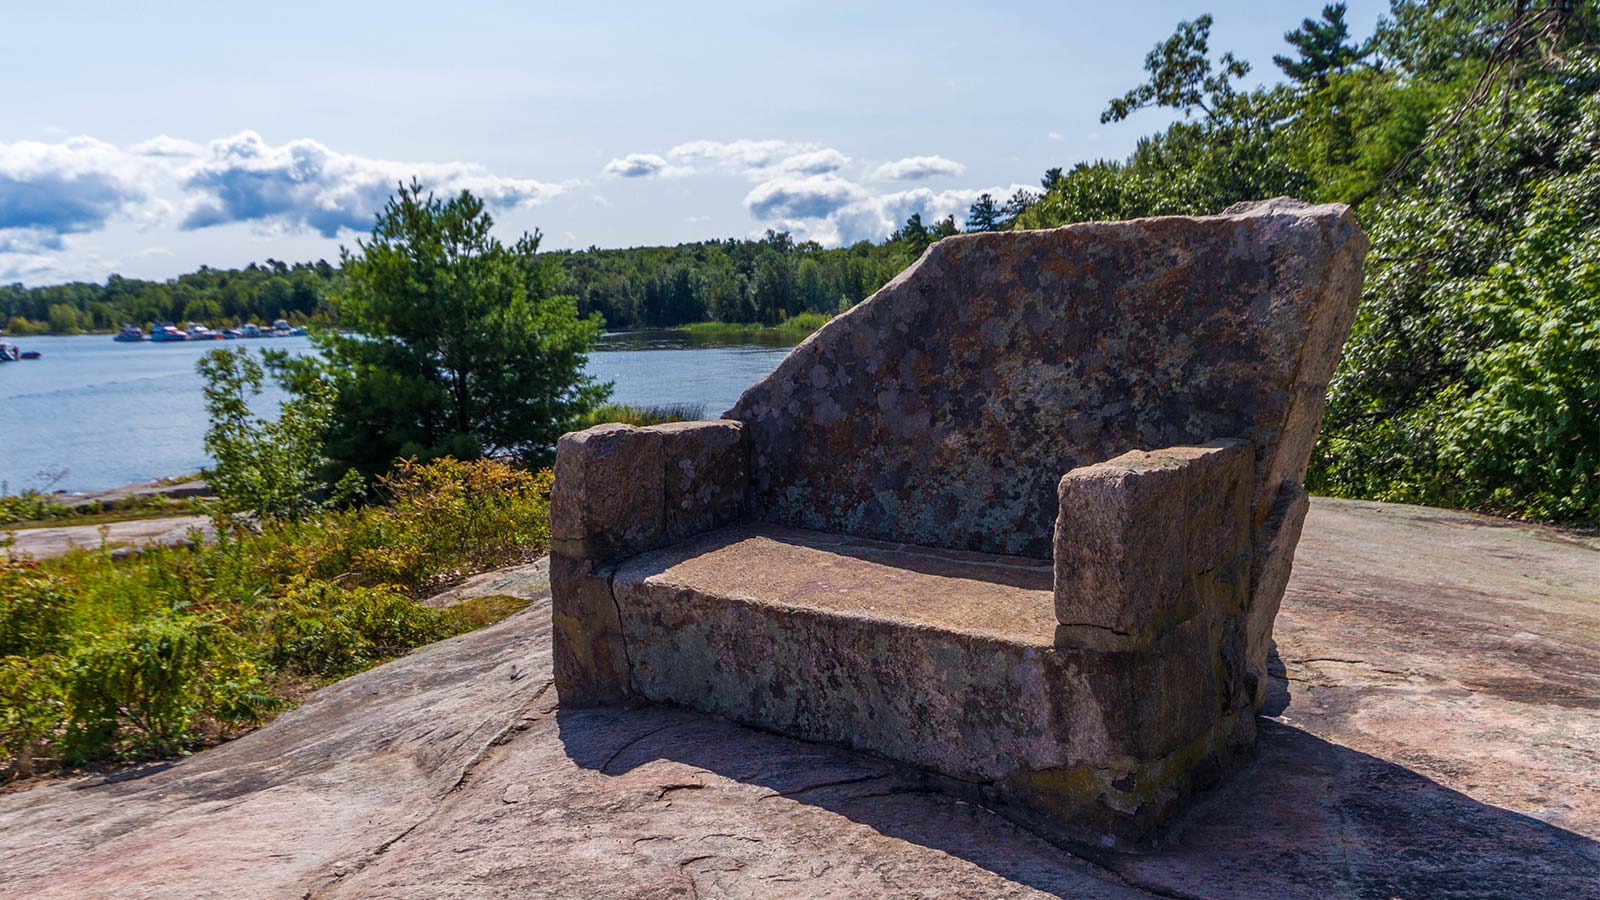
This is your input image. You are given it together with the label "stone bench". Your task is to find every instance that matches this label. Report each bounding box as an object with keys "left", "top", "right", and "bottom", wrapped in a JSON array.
[{"left": 552, "top": 198, "right": 1368, "bottom": 843}]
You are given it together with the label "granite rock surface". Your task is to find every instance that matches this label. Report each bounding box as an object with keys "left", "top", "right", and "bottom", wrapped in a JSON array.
[{"left": 3, "top": 499, "right": 1594, "bottom": 899}]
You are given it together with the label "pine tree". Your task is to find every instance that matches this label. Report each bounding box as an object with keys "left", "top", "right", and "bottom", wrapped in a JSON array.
[
  {"left": 1274, "top": 3, "right": 1367, "bottom": 84},
  {"left": 966, "top": 193, "right": 1001, "bottom": 232}
]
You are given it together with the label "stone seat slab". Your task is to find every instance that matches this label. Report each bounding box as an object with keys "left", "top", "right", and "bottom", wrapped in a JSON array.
[
  {"left": 618, "top": 523, "right": 1060, "bottom": 645},
  {"left": 612, "top": 523, "right": 1228, "bottom": 839}
]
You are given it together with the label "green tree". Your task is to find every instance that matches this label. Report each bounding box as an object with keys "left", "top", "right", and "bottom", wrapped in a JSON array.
[
  {"left": 1101, "top": 14, "right": 1252, "bottom": 123},
  {"left": 282, "top": 181, "right": 609, "bottom": 474},
  {"left": 198, "top": 347, "right": 353, "bottom": 521},
  {"left": 46, "top": 304, "right": 81, "bottom": 334},
  {"left": 1274, "top": 3, "right": 1368, "bottom": 84},
  {"left": 966, "top": 193, "right": 1001, "bottom": 232},
  {"left": 893, "top": 212, "right": 933, "bottom": 256},
  {"left": 999, "top": 188, "right": 1039, "bottom": 227}
]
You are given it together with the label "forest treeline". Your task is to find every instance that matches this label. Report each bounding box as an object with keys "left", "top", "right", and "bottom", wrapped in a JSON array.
[{"left": 0, "top": 224, "right": 966, "bottom": 334}]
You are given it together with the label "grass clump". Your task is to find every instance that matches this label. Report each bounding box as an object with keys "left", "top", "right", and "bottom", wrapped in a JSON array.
[
  {"left": 673, "top": 311, "right": 831, "bottom": 339},
  {"left": 575, "top": 402, "right": 705, "bottom": 429},
  {"left": 0, "top": 457, "right": 552, "bottom": 783}
]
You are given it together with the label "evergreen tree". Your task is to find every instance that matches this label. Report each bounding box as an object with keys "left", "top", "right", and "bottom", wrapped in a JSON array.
[
  {"left": 275, "top": 180, "right": 609, "bottom": 474},
  {"left": 966, "top": 193, "right": 1001, "bottom": 232},
  {"left": 892, "top": 213, "right": 933, "bottom": 256},
  {"left": 1274, "top": 3, "right": 1367, "bottom": 84},
  {"left": 998, "top": 189, "right": 1039, "bottom": 227}
]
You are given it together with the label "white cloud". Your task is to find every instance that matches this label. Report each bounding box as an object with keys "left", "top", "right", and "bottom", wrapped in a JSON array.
[
  {"left": 663, "top": 139, "right": 850, "bottom": 180},
  {"left": 0, "top": 137, "right": 154, "bottom": 247},
  {"left": 1047, "top": 131, "right": 1064, "bottom": 142},
  {"left": 592, "top": 193, "right": 612, "bottom": 207},
  {"left": 769, "top": 148, "right": 849, "bottom": 175},
  {"left": 743, "top": 174, "right": 870, "bottom": 223},
  {"left": 602, "top": 153, "right": 686, "bottom": 178},
  {"left": 743, "top": 173, "right": 1034, "bottom": 246},
  {"left": 180, "top": 131, "right": 571, "bottom": 237},
  {"left": 871, "top": 155, "right": 966, "bottom": 180},
  {"left": 130, "top": 135, "right": 205, "bottom": 158}
]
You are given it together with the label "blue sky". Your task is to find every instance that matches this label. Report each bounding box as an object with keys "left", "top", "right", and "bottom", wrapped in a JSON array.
[{"left": 0, "top": 0, "right": 1388, "bottom": 285}]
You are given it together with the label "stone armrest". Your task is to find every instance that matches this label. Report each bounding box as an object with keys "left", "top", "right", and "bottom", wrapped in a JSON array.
[
  {"left": 1052, "top": 439, "right": 1254, "bottom": 648},
  {"left": 551, "top": 420, "right": 748, "bottom": 566}
]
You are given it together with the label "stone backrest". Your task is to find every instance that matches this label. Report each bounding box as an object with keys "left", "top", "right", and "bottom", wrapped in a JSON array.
[{"left": 726, "top": 198, "right": 1368, "bottom": 561}]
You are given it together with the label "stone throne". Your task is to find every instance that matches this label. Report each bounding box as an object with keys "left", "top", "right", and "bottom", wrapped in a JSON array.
[{"left": 551, "top": 198, "right": 1368, "bottom": 842}]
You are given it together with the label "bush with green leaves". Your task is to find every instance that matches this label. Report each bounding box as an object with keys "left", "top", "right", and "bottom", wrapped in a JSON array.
[
  {"left": 197, "top": 346, "right": 361, "bottom": 521},
  {"left": 0, "top": 456, "right": 551, "bottom": 781}
]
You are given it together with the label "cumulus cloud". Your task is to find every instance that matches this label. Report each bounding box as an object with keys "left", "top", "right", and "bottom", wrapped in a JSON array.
[
  {"left": 602, "top": 153, "right": 680, "bottom": 178},
  {"left": 871, "top": 155, "right": 966, "bottom": 180},
  {"left": 764, "top": 147, "right": 849, "bottom": 176},
  {"left": 0, "top": 137, "right": 151, "bottom": 245},
  {"left": 129, "top": 135, "right": 205, "bottom": 158},
  {"left": 180, "top": 131, "right": 570, "bottom": 237},
  {"left": 743, "top": 174, "right": 870, "bottom": 222},
  {"left": 743, "top": 172, "right": 1034, "bottom": 246}
]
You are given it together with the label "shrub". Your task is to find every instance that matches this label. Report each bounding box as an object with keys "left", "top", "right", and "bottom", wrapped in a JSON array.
[
  {"left": 0, "top": 562, "right": 72, "bottom": 656},
  {"left": 198, "top": 347, "right": 356, "bottom": 522},
  {"left": 264, "top": 577, "right": 461, "bottom": 677},
  {"left": 62, "top": 613, "right": 217, "bottom": 761},
  {"left": 0, "top": 655, "right": 64, "bottom": 780},
  {"left": 0, "top": 490, "right": 75, "bottom": 527},
  {"left": 575, "top": 403, "right": 705, "bottom": 429},
  {"left": 0, "top": 456, "right": 552, "bottom": 780}
]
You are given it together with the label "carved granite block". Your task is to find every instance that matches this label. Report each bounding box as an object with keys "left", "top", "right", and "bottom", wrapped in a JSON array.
[
  {"left": 551, "top": 423, "right": 664, "bottom": 563},
  {"left": 1246, "top": 483, "right": 1310, "bottom": 707},
  {"left": 549, "top": 553, "right": 630, "bottom": 706},
  {"left": 655, "top": 420, "right": 747, "bottom": 543},
  {"left": 1053, "top": 451, "right": 1187, "bottom": 639},
  {"left": 554, "top": 199, "right": 1368, "bottom": 840},
  {"left": 1054, "top": 440, "right": 1252, "bottom": 644}
]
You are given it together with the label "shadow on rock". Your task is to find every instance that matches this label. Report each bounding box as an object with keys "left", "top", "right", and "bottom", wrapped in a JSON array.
[{"left": 557, "top": 702, "right": 1600, "bottom": 899}]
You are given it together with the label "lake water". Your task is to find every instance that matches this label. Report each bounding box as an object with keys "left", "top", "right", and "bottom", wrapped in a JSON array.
[{"left": 0, "top": 331, "right": 796, "bottom": 494}]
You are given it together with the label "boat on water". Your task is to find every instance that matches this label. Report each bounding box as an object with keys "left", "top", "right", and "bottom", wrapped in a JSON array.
[
  {"left": 149, "top": 322, "right": 188, "bottom": 342},
  {"left": 241, "top": 323, "right": 263, "bottom": 338},
  {"left": 114, "top": 324, "right": 145, "bottom": 342},
  {"left": 185, "top": 322, "right": 226, "bottom": 341},
  {"left": 0, "top": 341, "right": 19, "bottom": 362},
  {"left": 271, "top": 318, "right": 308, "bottom": 337}
]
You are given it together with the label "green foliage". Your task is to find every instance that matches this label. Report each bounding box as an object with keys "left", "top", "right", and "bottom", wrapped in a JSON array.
[
  {"left": 575, "top": 403, "right": 707, "bottom": 429},
  {"left": 1274, "top": 3, "right": 1369, "bottom": 84},
  {"left": 0, "top": 563, "right": 72, "bottom": 656},
  {"left": 0, "top": 490, "right": 75, "bottom": 527},
  {"left": 62, "top": 613, "right": 219, "bottom": 760},
  {"left": 0, "top": 457, "right": 552, "bottom": 780},
  {"left": 1101, "top": 14, "right": 1253, "bottom": 124},
  {"left": 1, "top": 261, "right": 339, "bottom": 334},
  {"left": 1312, "top": 58, "right": 1600, "bottom": 522},
  {"left": 1021, "top": 0, "right": 1600, "bottom": 525},
  {"left": 966, "top": 193, "right": 1001, "bottom": 232},
  {"left": 280, "top": 182, "right": 609, "bottom": 476},
  {"left": 198, "top": 347, "right": 353, "bottom": 521},
  {"left": 263, "top": 578, "right": 458, "bottom": 677}
]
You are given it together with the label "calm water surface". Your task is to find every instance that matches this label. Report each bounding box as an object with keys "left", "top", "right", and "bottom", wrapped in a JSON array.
[{"left": 0, "top": 331, "right": 795, "bottom": 493}]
